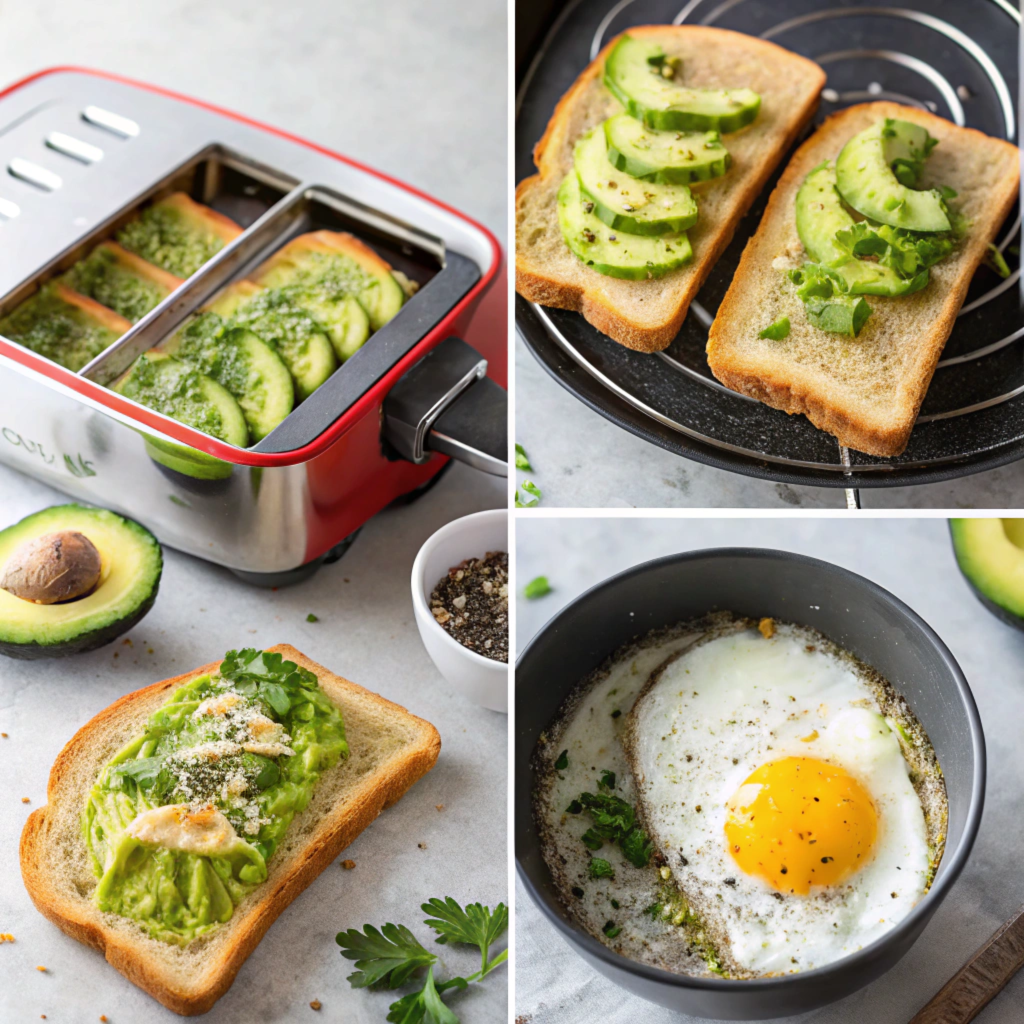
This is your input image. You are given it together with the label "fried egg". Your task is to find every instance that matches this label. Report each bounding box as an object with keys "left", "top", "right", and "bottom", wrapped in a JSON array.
[{"left": 626, "top": 623, "right": 937, "bottom": 976}]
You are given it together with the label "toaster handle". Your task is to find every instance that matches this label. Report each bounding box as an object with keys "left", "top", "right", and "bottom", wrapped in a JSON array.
[{"left": 383, "top": 336, "right": 507, "bottom": 477}]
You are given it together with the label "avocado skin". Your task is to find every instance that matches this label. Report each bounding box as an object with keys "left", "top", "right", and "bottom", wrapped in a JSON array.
[
  {"left": 0, "top": 504, "right": 163, "bottom": 660},
  {"left": 949, "top": 519, "right": 1024, "bottom": 631},
  {"left": 0, "top": 588, "right": 160, "bottom": 659}
]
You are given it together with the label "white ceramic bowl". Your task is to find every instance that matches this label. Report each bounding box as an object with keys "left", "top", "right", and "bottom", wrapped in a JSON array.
[{"left": 411, "top": 508, "right": 508, "bottom": 713}]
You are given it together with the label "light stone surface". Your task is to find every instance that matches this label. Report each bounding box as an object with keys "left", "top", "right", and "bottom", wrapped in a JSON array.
[
  {"left": 515, "top": 516, "right": 1024, "bottom": 1023},
  {"left": 0, "top": 1, "right": 508, "bottom": 1020},
  {"left": 515, "top": 333, "right": 1024, "bottom": 508}
]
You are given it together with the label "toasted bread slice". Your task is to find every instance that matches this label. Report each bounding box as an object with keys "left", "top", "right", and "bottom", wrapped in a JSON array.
[
  {"left": 158, "top": 192, "right": 244, "bottom": 245},
  {"left": 706, "top": 102, "right": 1020, "bottom": 456},
  {"left": 515, "top": 25, "right": 827, "bottom": 352},
  {"left": 54, "top": 284, "right": 134, "bottom": 334},
  {"left": 20, "top": 644, "right": 441, "bottom": 1016}
]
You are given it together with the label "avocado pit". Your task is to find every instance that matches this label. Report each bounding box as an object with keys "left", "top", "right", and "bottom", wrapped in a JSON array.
[{"left": 0, "top": 530, "right": 102, "bottom": 604}]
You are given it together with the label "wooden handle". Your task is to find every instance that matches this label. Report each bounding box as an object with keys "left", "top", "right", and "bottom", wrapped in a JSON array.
[{"left": 910, "top": 904, "right": 1024, "bottom": 1024}]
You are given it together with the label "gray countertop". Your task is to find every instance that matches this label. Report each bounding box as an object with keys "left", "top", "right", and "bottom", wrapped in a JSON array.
[
  {"left": 515, "top": 335, "right": 1024, "bottom": 509},
  {"left": 515, "top": 517, "right": 1024, "bottom": 1023},
  {"left": 0, "top": 1, "right": 508, "bottom": 1021}
]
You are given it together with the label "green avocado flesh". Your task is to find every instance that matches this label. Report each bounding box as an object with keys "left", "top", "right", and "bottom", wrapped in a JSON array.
[
  {"left": 210, "top": 287, "right": 339, "bottom": 400},
  {"left": 83, "top": 648, "right": 349, "bottom": 944},
  {"left": 835, "top": 119, "right": 951, "bottom": 233},
  {"left": 63, "top": 247, "right": 170, "bottom": 324},
  {"left": 117, "top": 203, "right": 226, "bottom": 279},
  {"left": 604, "top": 35, "right": 760, "bottom": 133},
  {"left": 0, "top": 504, "right": 162, "bottom": 659},
  {"left": 558, "top": 173, "right": 692, "bottom": 279},
  {"left": 575, "top": 128, "right": 698, "bottom": 236},
  {"left": 256, "top": 247, "right": 402, "bottom": 335},
  {"left": 0, "top": 285, "right": 120, "bottom": 371},
  {"left": 796, "top": 162, "right": 932, "bottom": 298},
  {"left": 115, "top": 351, "right": 249, "bottom": 450},
  {"left": 951, "top": 519, "right": 1024, "bottom": 623},
  {"left": 164, "top": 314, "right": 294, "bottom": 442},
  {"left": 604, "top": 114, "right": 731, "bottom": 184}
]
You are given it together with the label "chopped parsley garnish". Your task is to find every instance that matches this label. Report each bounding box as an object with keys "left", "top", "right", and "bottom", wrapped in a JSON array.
[
  {"left": 306, "top": 613, "right": 320, "bottom": 623},
  {"left": 598, "top": 769, "right": 616, "bottom": 790},
  {"left": 602, "top": 921, "right": 622, "bottom": 939},
  {"left": 515, "top": 480, "right": 542, "bottom": 508},
  {"left": 566, "top": 799, "right": 583, "bottom": 814},
  {"left": 571, "top": 886, "right": 585, "bottom": 898},
  {"left": 554, "top": 749, "right": 569, "bottom": 770},
  {"left": 985, "top": 243, "right": 1011, "bottom": 279},
  {"left": 523, "top": 575, "right": 552, "bottom": 600},
  {"left": 758, "top": 316, "right": 790, "bottom": 341},
  {"left": 589, "top": 858, "right": 615, "bottom": 879},
  {"left": 570, "top": 788, "right": 654, "bottom": 869},
  {"left": 337, "top": 898, "right": 507, "bottom": 1023},
  {"left": 514, "top": 443, "right": 533, "bottom": 470}
]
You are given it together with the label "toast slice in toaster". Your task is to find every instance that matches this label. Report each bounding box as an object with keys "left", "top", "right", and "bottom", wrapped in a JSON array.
[
  {"left": 205, "top": 280, "right": 339, "bottom": 400},
  {"left": 117, "top": 192, "right": 243, "bottom": 278},
  {"left": 63, "top": 241, "right": 183, "bottom": 323},
  {"left": 20, "top": 644, "right": 441, "bottom": 1016},
  {"left": 706, "top": 102, "right": 1020, "bottom": 456},
  {"left": 0, "top": 282, "right": 131, "bottom": 371},
  {"left": 252, "top": 231, "right": 401, "bottom": 338}
]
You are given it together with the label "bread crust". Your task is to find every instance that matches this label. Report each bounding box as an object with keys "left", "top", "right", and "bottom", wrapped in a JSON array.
[
  {"left": 19, "top": 644, "right": 441, "bottom": 1016},
  {"left": 707, "top": 101, "right": 1020, "bottom": 457},
  {"left": 54, "top": 283, "right": 133, "bottom": 334},
  {"left": 515, "top": 25, "right": 827, "bottom": 351},
  {"left": 161, "top": 192, "right": 243, "bottom": 243}
]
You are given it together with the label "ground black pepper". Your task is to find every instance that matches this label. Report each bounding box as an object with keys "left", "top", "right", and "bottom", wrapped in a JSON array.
[{"left": 430, "top": 551, "right": 508, "bottom": 662}]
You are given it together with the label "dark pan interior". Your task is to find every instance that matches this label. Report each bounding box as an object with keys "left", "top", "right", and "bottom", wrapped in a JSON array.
[
  {"left": 515, "top": 0, "right": 1023, "bottom": 488},
  {"left": 515, "top": 549, "right": 983, "bottom": 1018}
]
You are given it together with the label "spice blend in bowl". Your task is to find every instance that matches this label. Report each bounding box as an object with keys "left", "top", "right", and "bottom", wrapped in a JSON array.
[{"left": 429, "top": 552, "right": 509, "bottom": 662}]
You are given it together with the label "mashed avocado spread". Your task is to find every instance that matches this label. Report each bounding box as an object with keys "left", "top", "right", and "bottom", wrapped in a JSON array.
[
  {"left": 117, "top": 205, "right": 225, "bottom": 279},
  {"left": 83, "top": 649, "right": 348, "bottom": 944}
]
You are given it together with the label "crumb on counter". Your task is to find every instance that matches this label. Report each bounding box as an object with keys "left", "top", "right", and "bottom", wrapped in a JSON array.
[
  {"left": 340, "top": 860, "right": 355, "bottom": 870},
  {"left": 0, "top": 933, "right": 14, "bottom": 942},
  {"left": 36, "top": 965, "right": 46, "bottom": 972},
  {"left": 418, "top": 842, "right": 427, "bottom": 850},
  {"left": 21, "top": 797, "right": 30, "bottom": 804},
  {"left": 435, "top": 804, "right": 444, "bottom": 811},
  {"left": 310, "top": 1001, "right": 322, "bottom": 1011},
  {"left": 758, "top": 617, "right": 776, "bottom": 639}
]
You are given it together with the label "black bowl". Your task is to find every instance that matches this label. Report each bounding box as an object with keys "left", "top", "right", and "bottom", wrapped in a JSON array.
[{"left": 515, "top": 548, "right": 985, "bottom": 1020}]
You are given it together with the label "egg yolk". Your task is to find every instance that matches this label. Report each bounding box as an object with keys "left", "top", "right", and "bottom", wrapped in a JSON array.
[{"left": 724, "top": 756, "right": 878, "bottom": 895}]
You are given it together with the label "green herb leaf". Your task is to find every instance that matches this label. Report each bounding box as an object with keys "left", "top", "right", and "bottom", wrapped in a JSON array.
[
  {"left": 985, "top": 243, "right": 1011, "bottom": 279},
  {"left": 306, "top": 613, "right": 319, "bottom": 623},
  {"left": 421, "top": 898, "right": 508, "bottom": 952},
  {"left": 758, "top": 316, "right": 790, "bottom": 341},
  {"left": 566, "top": 799, "right": 583, "bottom": 814},
  {"left": 336, "top": 923, "right": 437, "bottom": 989},
  {"left": 598, "top": 769, "right": 616, "bottom": 790},
  {"left": 589, "top": 857, "right": 615, "bottom": 879},
  {"left": 514, "top": 443, "right": 533, "bottom": 471},
  {"left": 515, "top": 480, "right": 542, "bottom": 508},
  {"left": 523, "top": 576, "right": 552, "bottom": 600},
  {"left": 582, "top": 829, "right": 604, "bottom": 851},
  {"left": 603, "top": 920, "right": 622, "bottom": 938},
  {"left": 554, "top": 749, "right": 569, "bottom": 770},
  {"left": 386, "top": 967, "right": 465, "bottom": 1024}
]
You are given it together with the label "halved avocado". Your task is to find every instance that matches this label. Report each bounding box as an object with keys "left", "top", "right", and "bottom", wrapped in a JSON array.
[
  {"left": 0, "top": 504, "right": 162, "bottom": 659},
  {"left": 951, "top": 519, "right": 1024, "bottom": 629}
]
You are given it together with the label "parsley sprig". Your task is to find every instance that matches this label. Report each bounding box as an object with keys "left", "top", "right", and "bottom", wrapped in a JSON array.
[
  {"left": 219, "top": 648, "right": 318, "bottom": 718},
  {"left": 337, "top": 897, "right": 508, "bottom": 1023}
]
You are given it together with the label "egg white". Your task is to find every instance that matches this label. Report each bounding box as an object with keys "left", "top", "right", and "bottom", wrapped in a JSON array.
[{"left": 627, "top": 624, "right": 932, "bottom": 976}]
